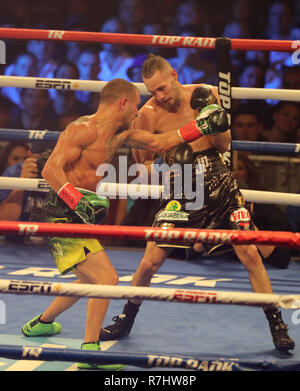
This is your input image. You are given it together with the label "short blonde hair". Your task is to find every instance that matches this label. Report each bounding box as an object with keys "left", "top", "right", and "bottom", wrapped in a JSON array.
[{"left": 100, "top": 78, "right": 138, "bottom": 104}]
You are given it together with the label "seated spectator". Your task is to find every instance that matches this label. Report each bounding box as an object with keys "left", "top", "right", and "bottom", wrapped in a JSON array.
[
  {"left": 262, "top": 101, "right": 300, "bottom": 143},
  {"left": 27, "top": 39, "right": 57, "bottom": 78},
  {"left": 223, "top": 20, "right": 250, "bottom": 73},
  {"left": 11, "top": 89, "right": 58, "bottom": 132},
  {"left": 172, "top": 0, "right": 209, "bottom": 36},
  {"left": 2, "top": 52, "right": 38, "bottom": 106},
  {"left": 236, "top": 60, "right": 273, "bottom": 129},
  {"left": 282, "top": 66, "right": 300, "bottom": 90},
  {"left": 76, "top": 47, "right": 100, "bottom": 104},
  {"left": 265, "top": 0, "right": 295, "bottom": 70},
  {"left": 0, "top": 95, "right": 16, "bottom": 128},
  {"left": 126, "top": 54, "right": 146, "bottom": 83},
  {"left": 98, "top": 17, "right": 133, "bottom": 81},
  {"left": 141, "top": 22, "right": 174, "bottom": 57},
  {"left": 0, "top": 141, "right": 29, "bottom": 175},
  {"left": 0, "top": 143, "right": 51, "bottom": 226},
  {"left": 48, "top": 62, "right": 90, "bottom": 122},
  {"left": 232, "top": 104, "right": 267, "bottom": 142},
  {"left": 169, "top": 25, "right": 217, "bottom": 85},
  {"left": 118, "top": 0, "right": 145, "bottom": 34}
]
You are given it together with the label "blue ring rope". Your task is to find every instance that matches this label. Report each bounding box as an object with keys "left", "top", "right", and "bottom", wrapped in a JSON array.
[{"left": 0, "top": 128, "right": 299, "bottom": 155}]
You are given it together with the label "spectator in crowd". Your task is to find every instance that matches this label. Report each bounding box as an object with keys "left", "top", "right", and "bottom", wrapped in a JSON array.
[
  {"left": 118, "top": 0, "right": 145, "bottom": 34},
  {"left": 263, "top": 101, "right": 300, "bottom": 143},
  {"left": 141, "top": 22, "right": 173, "bottom": 57},
  {"left": 236, "top": 60, "right": 273, "bottom": 128},
  {"left": 0, "top": 143, "right": 51, "bottom": 225},
  {"left": 169, "top": 25, "right": 217, "bottom": 85},
  {"left": 282, "top": 66, "right": 300, "bottom": 90},
  {"left": 0, "top": 95, "right": 15, "bottom": 128},
  {"left": 2, "top": 52, "right": 38, "bottom": 106},
  {"left": 264, "top": 1, "right": 295, "bottom": 88},
  {"left": 0, "top": 141, "right": 29, "bottom": 176},
  {"left": 48, "top": 62, "right": 90, "bottom": 124},
  {"left": 11, "top": 89, "right": 58, "bottom": 132},
  {"left": 76, "top": 47, "right": 100, "bottom": 104},
  {"left": 98, "top": 17, "right": 133, "bottom": 81},
  {"left": 223, "top": 20, "right": 250, "bottom": 73},
  {"left": 27, "top": 39, "right": 57, "bottom": 78},
  {"left": 232, "top": 104, "right": 267, "bottom": 142},
  {"left": 172, "top": 0, "right": 209, "bottom": 36}
]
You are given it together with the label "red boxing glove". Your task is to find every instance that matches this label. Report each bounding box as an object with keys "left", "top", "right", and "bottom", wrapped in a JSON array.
[
  {"left": 177, "top": 120, "right": 201, "bottom": 143},
  {"left": 57, "top": 182, "right": 83, "bottom": 210}
]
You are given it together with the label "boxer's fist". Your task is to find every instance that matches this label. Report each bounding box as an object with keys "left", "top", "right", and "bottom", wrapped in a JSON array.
[
  {"left": 190, "top": 85, "right": 217, "bottom": 111},
  {"left": 163, "top": 143, "right": 193, "bottom": 167},
  {"left": 58, "top": 183, "right": 109, "bottom": 224},
  {"left": 75, "top": 189, "right": 109, "bottom": 225},
  {"left": 195, "top": 104, "right": 228, "bottom": 136}
]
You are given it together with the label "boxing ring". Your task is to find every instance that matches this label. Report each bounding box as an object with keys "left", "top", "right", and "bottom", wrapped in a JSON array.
[{"left": 0, "top": 27, "right": 300, "bottom": 375}]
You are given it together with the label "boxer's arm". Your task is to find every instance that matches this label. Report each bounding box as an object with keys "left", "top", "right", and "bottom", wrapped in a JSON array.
[{"left": 131, "top": 107, "right": 157, "bottom": 163}]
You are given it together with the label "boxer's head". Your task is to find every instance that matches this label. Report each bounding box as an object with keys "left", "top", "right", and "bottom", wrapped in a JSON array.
[
  {"left": 142, "top": 54, "right": 181, "bottom": 112},
  {"left": 99, "top": 78, "right": 140, "bottom": 132}
]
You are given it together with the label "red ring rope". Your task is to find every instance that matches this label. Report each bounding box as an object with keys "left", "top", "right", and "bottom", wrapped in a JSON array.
[
  {"left": 1, "top": 221, "right": 299, "bottom": 248},
  {"left": 0, "top": 28, "right": 296, "bottom": 52}
]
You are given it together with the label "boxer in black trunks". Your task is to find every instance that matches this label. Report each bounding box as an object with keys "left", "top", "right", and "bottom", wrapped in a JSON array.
[{"left": 101, "top": 54, "right": 295, "bottom": 351}]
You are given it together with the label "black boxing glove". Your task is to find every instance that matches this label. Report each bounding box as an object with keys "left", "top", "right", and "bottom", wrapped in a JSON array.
[
  {"left": 190, "top": 85, "right": 218, "bottom": 111},
  {"left": 163, "top": 143, "right": 193, "bottom": 167}
]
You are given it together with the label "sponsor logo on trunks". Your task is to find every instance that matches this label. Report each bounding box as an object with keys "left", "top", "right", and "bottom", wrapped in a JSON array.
[
  {"left": 8, "top": 279, "right": 52, "bottom": 294},
  {"left": 230, "top": 208, "right": 250, "bottom": 229},
  {"left": 35, "top": 79, "right": 72, "bottom": 90},
  {"left": 157, "top": 210, "right": 189, "bottom": 222},
  {"left": 173, "top": 289, "right": 217, "bottom": 303},
  {"left": 165, "top": 200, "right": 181, "bottom": 211},
  {"left": 229, "top": 208, "right": 250, "bottom": 223}
]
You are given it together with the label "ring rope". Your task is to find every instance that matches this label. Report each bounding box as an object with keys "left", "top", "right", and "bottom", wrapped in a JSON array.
[
  {"left": 1, "top": 75, "right": 300, "bottom": 101},
  {"left": 1, "top": 178, "right": 300, "bottom": 206},
  {"left": 0, "top": 27, "right": 296, "bottom": 52},
  {"left": 1, "top": 279, "right": 300, "bottom": 309},
  {"left": 0, "top": 344, "right": 241, "bottom": 371},
  {"left": 0, "top": 221, "right": 299, "bottom": 248},
  {"left": 1, "top": 128, "right": 299, "bottom": 156},
  {"left": 0, "top": 344, "right": 297, "bottom": 371}
]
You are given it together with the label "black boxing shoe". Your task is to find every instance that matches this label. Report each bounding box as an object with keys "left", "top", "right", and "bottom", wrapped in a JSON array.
[
  {"left": 100, "top": 301, "right": 140, "bottom": 341},
  {"left": 265, "top": 309, "right": 295, "bottom": 351}
]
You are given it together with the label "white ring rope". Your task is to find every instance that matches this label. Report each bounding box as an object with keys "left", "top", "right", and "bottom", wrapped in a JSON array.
[
  {"left": 1, "top": 177, "right": 300, "bottom": 206},
  {"left": 1, "top": 75, "right": 300, "bottom": 102},
  {"left": 1, "top": 279, "right": 300, "bottom": 309}
]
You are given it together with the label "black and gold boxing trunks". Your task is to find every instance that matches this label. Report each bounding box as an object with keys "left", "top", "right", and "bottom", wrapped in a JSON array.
[{"left": 153, "top": 147, "right": 254, "bottom": 248}]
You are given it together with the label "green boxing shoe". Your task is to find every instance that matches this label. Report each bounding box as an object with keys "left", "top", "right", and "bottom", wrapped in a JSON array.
[
  {"left": 22, "top": 314, "right": 62, "bottom": 337},
  {"left": 78, "top": 342, "right": 125, "bottom": 370}
]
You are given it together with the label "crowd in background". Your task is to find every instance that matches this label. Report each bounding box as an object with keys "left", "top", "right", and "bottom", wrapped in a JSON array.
[{"left": 0, "top": 0, "right": 299, "bottom": 262}]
